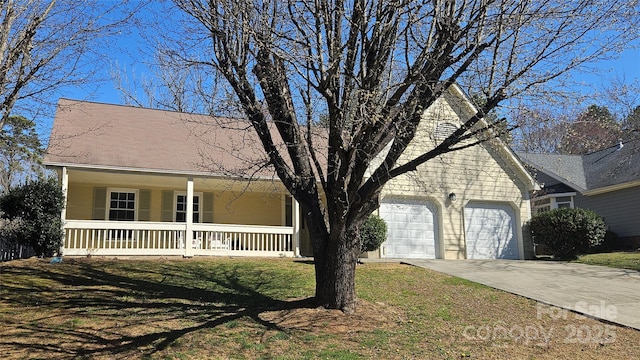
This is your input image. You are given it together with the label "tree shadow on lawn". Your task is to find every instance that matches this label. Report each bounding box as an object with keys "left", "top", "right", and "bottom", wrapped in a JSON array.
[{"left": 0, "top": 259, "right": 317, "bottom": 358}]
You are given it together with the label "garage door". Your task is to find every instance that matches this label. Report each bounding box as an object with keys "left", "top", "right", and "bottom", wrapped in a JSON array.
[
  {"left": 379, "top": 199, "right": 438, "bottom": 259},
  {"left": 464, "top": 202, "right": 519, "bottom": 259}
]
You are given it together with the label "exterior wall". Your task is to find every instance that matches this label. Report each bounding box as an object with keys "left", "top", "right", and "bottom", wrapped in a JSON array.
[
  {"left": 574, "top": 187, "right": 640, "bottom": 239},
  {"left": 66, "top": 182, "right": 96, "bottom": 220},
  {"left": 379, "top": 94, "right": 533, "bottom": 259},
  {"left": 214, "top": 191, "right": 284, "bottom": 226},
  {"left": 65, "top": 180, "right": 286, "bottom": 227}
]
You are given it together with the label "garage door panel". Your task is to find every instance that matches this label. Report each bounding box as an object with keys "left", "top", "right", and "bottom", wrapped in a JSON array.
[
  {"left": 464, "top": 203, "right": 519, "bottom": 260},
  {"left": 380, "top": 199, "right": 438, "bottom": 259}
]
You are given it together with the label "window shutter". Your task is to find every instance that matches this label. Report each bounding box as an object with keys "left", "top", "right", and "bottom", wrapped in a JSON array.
[
  {"left": 161, "top": 190, "right": 174, "bottom": 222},
  {"left": 202, "top": 192, "right": 214, "bottom": 223},
  {"left": 92, "top": 188, "right": 107, "bottom": 220},
  {"left": 138, "top": 189, "right": 151, "bottom": 221}
]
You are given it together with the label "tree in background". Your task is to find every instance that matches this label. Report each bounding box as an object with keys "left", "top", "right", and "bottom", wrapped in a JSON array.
[
  {"left": 622, "top": 106, "right": 640, "bottom": 134},
  {"left": 559, "top": 105, "right": 622, "bottom": 154},
  {"left": 143, "top": 0, "right": 640, "bottom": 313},
  {"left": 0, "top": 115, "right": 43, "bottom": 192},
  {"left": 510, "top": 106, "right": 568, "bottom": 153},
  {"left": 511, "top": 77, "right": 640, "bottom": 155}
]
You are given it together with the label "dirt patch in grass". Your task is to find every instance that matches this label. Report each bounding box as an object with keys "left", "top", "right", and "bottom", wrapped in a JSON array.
[{"left": 259, "top": 298, "right": 403, "bottom": 334}]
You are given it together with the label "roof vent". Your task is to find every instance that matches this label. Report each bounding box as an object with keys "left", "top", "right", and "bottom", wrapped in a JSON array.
[
  {"left": 435, "top": 122, "right": 458, "bottom": 140},
  {"left": 617, "top": 140, "right": 624, "bottom": 151}
]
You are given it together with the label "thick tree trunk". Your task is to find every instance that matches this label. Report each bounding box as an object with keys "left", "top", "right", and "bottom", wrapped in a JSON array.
[{"left": 309, "top": 220, "right": 362, "bottom": 314}]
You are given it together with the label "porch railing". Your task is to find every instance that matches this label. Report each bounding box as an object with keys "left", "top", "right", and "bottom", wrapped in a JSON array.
[{"left": 63, "top": 220, "right": 295, "bottom": 257}]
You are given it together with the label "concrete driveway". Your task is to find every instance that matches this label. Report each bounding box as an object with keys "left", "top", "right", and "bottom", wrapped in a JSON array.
[{"left": 402, "top": 259, "right": 640, "bottom": 330}]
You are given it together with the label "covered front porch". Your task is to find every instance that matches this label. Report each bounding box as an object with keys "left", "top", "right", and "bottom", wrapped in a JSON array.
[{"left": 55, "top": 166, "right": 307, "bottom": 257}]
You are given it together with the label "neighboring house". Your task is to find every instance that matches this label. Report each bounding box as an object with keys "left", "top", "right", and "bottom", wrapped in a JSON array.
[
  {"left": 518, "top": 140, "right": 640, "bottom": 249},
  {"left": 44, "top": 85, "right": 537, "bottom": 260}
]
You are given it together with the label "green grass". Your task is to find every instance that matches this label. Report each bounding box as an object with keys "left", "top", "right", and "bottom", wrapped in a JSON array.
[
  {"left": 1, "top": 257, "right": 640, "bottom": 359},
  {"left": 575, "top": 251, "right": 640, "bottom": 271}
]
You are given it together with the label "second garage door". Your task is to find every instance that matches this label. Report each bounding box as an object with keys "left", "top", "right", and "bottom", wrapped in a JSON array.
[
  {"left": 464, "top": 202, "right": 519, "bottom": 259},
  {"left": 379, "top": 199, "right": 438, "bottom": 259}
]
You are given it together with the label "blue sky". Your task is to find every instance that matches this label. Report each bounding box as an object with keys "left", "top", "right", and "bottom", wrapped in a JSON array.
[
  {"left": 571, "top": 49, "right": 639, "bottom": 91},
  {"left": 38, "top": 12, "right": 640, "bottom": 140},
  {"left": 68, "top": 38, "right": 640, "bottom": 108}
]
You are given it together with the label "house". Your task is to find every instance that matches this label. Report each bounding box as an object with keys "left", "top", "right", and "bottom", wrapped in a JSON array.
[
  {"left": 44, "top": 85, "right": 538, "bottom": 259},
  {"left": 518, "top": 140, "right": 640, "bottom": 250}
]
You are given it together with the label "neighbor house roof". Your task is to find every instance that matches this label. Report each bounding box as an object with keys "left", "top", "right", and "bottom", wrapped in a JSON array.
[
  {"left": 516, "top": 153, "right": 587, "bottom": 191},
  {"left": 44, "top": 99, "right": 310, "bottom": 179},
  {"left": 518, "top": 138, "right": 640, "bottom": 194}
]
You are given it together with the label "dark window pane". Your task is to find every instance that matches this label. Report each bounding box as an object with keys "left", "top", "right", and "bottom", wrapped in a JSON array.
[
  {"left": 111, "top": 193, "right": 118, "bottom": 200},
  {"left": 193, "top": 213, "right": 199, "bottom": 223},
  {"left": 128, "top": 193, "right": 135, "bottom": 201},
  {"left": 125, "top": 211, "right": 134, "bottom": 221},
  {"left": 110, "top": 200, "right": 118, "bottom": 208},
  {"left": 285, "top": 196, "right": 293, "bottom": 227},
  {"left": 193, "top": 197, "right": 199, "bottom": 204},
  {"left": 119, "top": 193, "right": 127, "bottom": 200},
  {"left": 127, "top": 201, "right": 134, "bottom": 209},
  {"left": 177, "top": 204, "right": 184, "bottom": 211},
  {"left": 176, "top": 213, "right": 186, "bottom": 222},
  {"left": 118, "top": 201, "right": 126, "bottom": 208}
]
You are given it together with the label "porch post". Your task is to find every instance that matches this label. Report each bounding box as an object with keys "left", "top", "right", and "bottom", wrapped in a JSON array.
[
  {"left": 60, "top": 167, "right": 69, "bottom": 255},
  {"left": 184, "top": 177, "right": 194, "bottom": 257},
  {"left": 60, "top": 167, "right": 69, "bottom": 222},
  {"left": 292, "top": 197, "right": 300, "bottom": 257}
]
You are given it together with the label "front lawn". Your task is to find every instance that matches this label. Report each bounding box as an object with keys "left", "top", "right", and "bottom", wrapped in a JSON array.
[
  {"left": 575, "top": 252, "right": 640, "bottom": 271},
  {"left": 1, "top": 257, "right": 639, "bottom": 359}
]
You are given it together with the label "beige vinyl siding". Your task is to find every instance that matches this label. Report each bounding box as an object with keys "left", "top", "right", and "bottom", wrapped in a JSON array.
[
  {"left": 65, "top": 183, "right": 96, "bottom": 220},
  {"left": 213, "top": 191, "right": 283, "bottom": 226},
  {"left": 380, "top": 94, "right": 532, "bottom": 259}
]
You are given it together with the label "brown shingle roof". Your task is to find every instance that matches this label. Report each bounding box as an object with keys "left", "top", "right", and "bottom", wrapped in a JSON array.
[{"left": 44, "top": 99, "right": 308, "bottom": 178}]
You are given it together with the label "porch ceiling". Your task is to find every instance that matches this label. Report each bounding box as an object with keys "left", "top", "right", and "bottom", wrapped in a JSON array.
[{"left": 64, "top": 168, "right": 286, "bottom": 193}]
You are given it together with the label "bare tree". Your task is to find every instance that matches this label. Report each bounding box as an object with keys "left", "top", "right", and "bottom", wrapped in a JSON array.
[
  {"left": 111, "top": 52, "right": 243, "bottom": 117},
  {"left": 510, "top": 106, "right": 568, "bottom": 153},
  {"left": 0, "top": 0, "right": 143, "bottom": 129},
  {"left": 153, "top": 0, "right": 640, "bottom": 313}
]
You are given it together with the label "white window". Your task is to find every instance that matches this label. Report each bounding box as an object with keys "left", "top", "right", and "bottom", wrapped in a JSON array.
[
  {"left": 554, "top": 196, "right": 573, "bottom": 209},
  {"left": 106, "top": 188, "right": 137, "bottom": 240},
  {"left": 108, "top": 189, "right": 137, "bottom": 221},
  {"left": 175, "top": 192, "right": 202, "bottom": 223}
]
